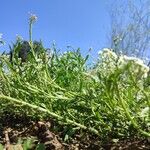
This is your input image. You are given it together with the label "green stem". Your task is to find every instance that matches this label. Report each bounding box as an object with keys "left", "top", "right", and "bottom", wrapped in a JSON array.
[
  {"left": 116, "top": 85, "right": 150, "bottom": 137},
  {"left": 29, "top": 22, "right": 32, "bottom": 42},
  {"left": 129, "top": 72, "right": 150, "bottom": 107},
  {"left": 0, "top": 94, "right": 99, "bottom": 136}
]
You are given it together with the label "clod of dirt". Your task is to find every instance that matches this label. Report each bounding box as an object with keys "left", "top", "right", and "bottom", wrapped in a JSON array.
[{"left": 36, "top": 121, "right": 63, "bottom": 150}]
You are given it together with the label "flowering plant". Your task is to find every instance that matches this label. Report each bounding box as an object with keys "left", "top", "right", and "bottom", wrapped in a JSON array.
[{"left": 98, "top": 48, "right": 149, "bottom": 79}]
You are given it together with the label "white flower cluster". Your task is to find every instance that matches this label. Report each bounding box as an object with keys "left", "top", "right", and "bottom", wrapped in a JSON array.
[
  {"left": 98, "top": 48, "right": 118, "bottom": 74},
  {"left": 98, "top": 48, "right": 149, "bottom": 78},
  {"left": 119, "top": 55, "right": 149, "bottom": 78},
  {"left": 98, "top": 48, "right": 117, "bottom": 60}
]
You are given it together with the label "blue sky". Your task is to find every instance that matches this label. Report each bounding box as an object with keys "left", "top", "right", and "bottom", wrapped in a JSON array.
[{"left": 0, "top": 0, "right": 111, "bottom": 57}]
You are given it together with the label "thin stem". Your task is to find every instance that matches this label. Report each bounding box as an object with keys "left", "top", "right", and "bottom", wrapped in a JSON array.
[
  {"left": 29, "top": 22, "right": 32, "bottom": 42},
  {"left": 0, "top": 94, "right": 99, "bottom": 136},
  {"left": 116, "top": 85, "right": 150, "bottom": 137}
]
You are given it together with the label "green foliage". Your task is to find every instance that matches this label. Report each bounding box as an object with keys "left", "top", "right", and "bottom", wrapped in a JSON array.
[
  {"left": 0, "top": 144, "right": 3, "bottom": 150},
  {"left": 0, "top": 138, "right": 46, "bottom": 150},
  {"left": 0, "top": 42, "right": 149, "bottom": 140}
]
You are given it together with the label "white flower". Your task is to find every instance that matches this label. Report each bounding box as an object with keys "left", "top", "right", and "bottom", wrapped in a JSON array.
[
  {"left": 98, "top": 50, "right": 102, "bottom": 55},
  {"left": 29, "top": 13, "right": 38, "bottom": 23},
  {"left": 97, "top": 48, "right": 149, "bottom": 79},
  {"left": 16, "top": 34, "right": 23, "bottom": 41},
  {"left": 36, "top": 58, "right": 42, "bottom": 63},
  {"left": 118, "top": 54, "right": 149, "bottom": 78},
  {"left": 97, "top": 48, "right": 118, "bottom": 74},
  {"left": 99, "top": 48, "right": 118, "bottom": 60},
  {"left": 140, "top": 107, "right": 149, "bottom": 118}
]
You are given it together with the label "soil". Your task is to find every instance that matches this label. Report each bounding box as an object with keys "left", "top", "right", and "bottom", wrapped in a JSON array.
[{"left": 0, "top": 113, "right": 149, "bottom": 150}]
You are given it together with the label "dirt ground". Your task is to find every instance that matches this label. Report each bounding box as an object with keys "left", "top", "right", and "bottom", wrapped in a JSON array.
[{"left": 0, "top": 113, "right": 149, "bottom": 150}]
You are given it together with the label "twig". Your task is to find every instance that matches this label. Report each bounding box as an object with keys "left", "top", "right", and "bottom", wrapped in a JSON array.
[{"left": 4, "top": 130, "right": 10, "bottom": 150}]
